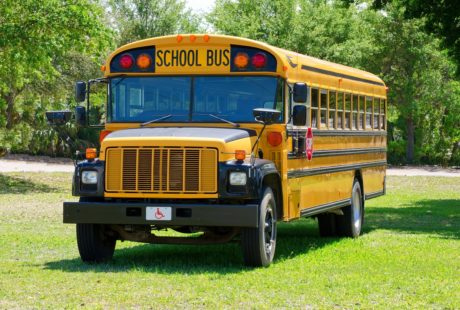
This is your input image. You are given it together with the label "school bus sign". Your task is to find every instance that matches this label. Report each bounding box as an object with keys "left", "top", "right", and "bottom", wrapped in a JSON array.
[{"left": 48, "top": 34, "right": 387, "bottom": 267}]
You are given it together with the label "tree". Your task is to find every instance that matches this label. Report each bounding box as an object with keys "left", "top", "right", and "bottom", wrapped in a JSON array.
[
  {"left": 0, "top": 0, "right": 113, "bottom": 130},
  {"left": 109, "top": 0, "right": 203, "bottom": 45},
  {"left": 375, "top": 5, "right": 459, "bottom": 163}
]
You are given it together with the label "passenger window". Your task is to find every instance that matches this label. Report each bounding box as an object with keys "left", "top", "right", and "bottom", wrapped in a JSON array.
[
  {"left": 311, "top": 88, "right": 319, "bottom": 128},
  {"left": 373, "top": 98, "right": 380, "bottom": 129},
  {"left": 352, "top": 94, "right": 358, "bottom": 129},
  {"left": 329, "top": 91, "right": 336, "bottom": 129},
  {"left": 345, "top": 93, "right": 351, "bottom": 129},
  {"left": 320, "top": 89, "right": 328, "bottom": 128},
  {"left": 366, "top": 97, "right": 372, "bottom": 129},
  {"left": 359, "top": 96, "right": 365, "bottom": 130},
  {"left": 380, "top": 99, "right": 386, "bottom": 129},
  {"left": 337, "top": 92, "right": 343, "bottom": 129}
]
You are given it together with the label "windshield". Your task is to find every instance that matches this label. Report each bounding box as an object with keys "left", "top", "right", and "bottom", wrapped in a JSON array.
[{"left": 109, "top": 76, "right": 284, "bottom": 123}]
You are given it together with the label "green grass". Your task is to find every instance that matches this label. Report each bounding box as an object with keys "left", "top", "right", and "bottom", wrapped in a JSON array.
[{"left": 0, "top": 173, "right": 459, "bottom": 308}]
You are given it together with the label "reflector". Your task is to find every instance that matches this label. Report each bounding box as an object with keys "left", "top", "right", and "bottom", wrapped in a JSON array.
[{"left": 267, "top": 132, "right": 282, "bottom": 147}]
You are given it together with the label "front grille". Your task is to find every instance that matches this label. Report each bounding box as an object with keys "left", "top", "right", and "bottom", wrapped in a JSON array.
[{"left": 105, "top": 147, "right": 217, "bottom": 194}]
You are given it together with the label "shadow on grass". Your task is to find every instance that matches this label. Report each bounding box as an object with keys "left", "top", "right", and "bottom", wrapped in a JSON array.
[
  {"left": 0, "top": 173, "right": 58, "bottom": 194},
  {"left": 44, "top": 219, "right": 341, "bottom": 274},
  {"left": 364, "top": 199, "right": 460, "bottom": 239}
]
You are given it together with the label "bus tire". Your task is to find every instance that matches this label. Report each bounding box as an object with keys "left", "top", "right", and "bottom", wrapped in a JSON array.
[
  {"left": 241, "top": 187, "right": 277, "bottom": 267},
  {"left": 336, "top": 178, "right": 363, "bottom": 238},
  {"left": 77, "top": 223, "right": 116, "bottom": 263},
  {"left": 317, "top": 213, "right": 337, "bottom": 237}
]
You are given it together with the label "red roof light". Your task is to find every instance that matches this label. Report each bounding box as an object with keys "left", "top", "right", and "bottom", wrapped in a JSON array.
[
  {"left": 251, "top": 53, "right": 267, "bottom": 68},
  {"left": 119, "top": 54, "right": 134, "bottom": 69}
]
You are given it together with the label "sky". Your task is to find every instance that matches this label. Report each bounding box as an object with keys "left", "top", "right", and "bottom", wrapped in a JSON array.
[{"left": 185, "top": 0, "right": 216, "bottom": 13}]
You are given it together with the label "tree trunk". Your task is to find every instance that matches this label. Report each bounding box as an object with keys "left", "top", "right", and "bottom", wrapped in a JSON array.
[
  {"left": 406, "top": 116, "right": 415, "bottom": 163},
  {"left": 4, "top": 92, "right": 16, "bottom": 130}
]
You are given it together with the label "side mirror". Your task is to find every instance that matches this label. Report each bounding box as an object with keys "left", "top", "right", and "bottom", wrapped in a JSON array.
[
  {"left": 253, "top": 108, "right": 281, "bottom": 125},
  {"left": 75, "top": 81, "right": 87, "bottom": 102},
  {"left": 293, "top": 83, "right": 308, "bottom": 103},
  {"left": 292, "top": 105, "right": 307, "bottom": 126},
  {"left": 46, "top": 110, "right": 72, "bottom": 126},
  {"left": 75, "top": 106, "right": 87, "bottom": 126}
]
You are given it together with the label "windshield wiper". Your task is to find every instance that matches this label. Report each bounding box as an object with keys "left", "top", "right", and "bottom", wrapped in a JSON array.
[
  {"left": 140, "top": 114, "right": 172, "bottom": 127},
  {"left": 206, "top": 114, "right": 240, "bottom": 127}
]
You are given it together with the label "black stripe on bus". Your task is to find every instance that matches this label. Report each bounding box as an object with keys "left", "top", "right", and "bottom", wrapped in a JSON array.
[
  {"left": 300, "top": 199, "right": 351, "bottom": 217},
  {"left": 301, "top": 65, "right": 386, "bottom": 86},
  {"left": 287, "top": 160, "right": 387, "bottom": 179},
  {"left": 287, "top": 130, "right": 387, "bottom": 137},
  {"left": 288, "top": 147, "right": 386, "bottom": 159}
]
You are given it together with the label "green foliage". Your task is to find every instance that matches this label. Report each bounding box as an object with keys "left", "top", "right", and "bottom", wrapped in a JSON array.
[
  {"left": 109, "top": 0, "right": 203, "bottom": 45},
  {"left": 0, "top": 0, "right": 114, "bottom": 156}
]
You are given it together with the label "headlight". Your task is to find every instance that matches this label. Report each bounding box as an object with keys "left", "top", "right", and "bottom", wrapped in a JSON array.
[
  {"left": 229, "top": 172, "right": 247, "bottom": 186},
  {"left": 81, "top": 171, "right": 98, "bottom": 184}
]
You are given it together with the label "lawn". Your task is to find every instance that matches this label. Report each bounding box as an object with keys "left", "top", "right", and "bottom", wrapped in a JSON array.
[{"left": 0, "top": 173, "right": 459, "bottom": 308}]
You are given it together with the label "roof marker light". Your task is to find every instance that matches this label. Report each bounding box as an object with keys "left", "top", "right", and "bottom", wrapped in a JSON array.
[
  {"left": 203, "top": 34, "right": 210, "bottom": 42},
  {"left": 190, "top": 35, "right": 196, "bottom": 42},
  {"left": 177, "top": 35, "right": 183, "bottom": 43}
]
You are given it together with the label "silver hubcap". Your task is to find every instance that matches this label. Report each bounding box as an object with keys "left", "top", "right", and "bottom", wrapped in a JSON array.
[
  {"left": 264, "top": 204, "right": 276, "bottom": 256},
  {"left": 352, "top": 185, "right": 362, "bottom": 231}
]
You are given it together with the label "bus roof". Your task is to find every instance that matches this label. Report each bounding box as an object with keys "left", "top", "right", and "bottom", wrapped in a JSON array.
[{"left": 104, "top": 34, "right": 386, "bottom": 97}]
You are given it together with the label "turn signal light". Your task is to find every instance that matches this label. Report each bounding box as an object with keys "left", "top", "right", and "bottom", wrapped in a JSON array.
[
  {"left": 234, "top": 52, "right": 249, "bottom": 69},
  {"left": 99, "top": 130, "right": 111, "bottom": 142},
  {"left": 136, "top": 54, "right": 151, "bottom": 69},
  {"left": 119, "top": 54, "right": 134, "bottom": 69},
  {"left": 235, "top": 150, "right": 246, "bottom": 161},
  {"left": 85, "top": 148, "right": 97, "bottom": 160},
  {"left": 267, "top": 132, "right": 282, "bottom": 147}
]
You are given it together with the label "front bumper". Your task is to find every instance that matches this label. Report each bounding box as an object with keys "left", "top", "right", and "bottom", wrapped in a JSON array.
[{"left": 63, "top": 201, "right": 259, "bottom": 228}]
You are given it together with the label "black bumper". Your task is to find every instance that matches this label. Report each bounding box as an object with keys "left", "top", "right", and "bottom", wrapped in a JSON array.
[{"left": 63, "top": 201, "right": 259, "bottom": 228}]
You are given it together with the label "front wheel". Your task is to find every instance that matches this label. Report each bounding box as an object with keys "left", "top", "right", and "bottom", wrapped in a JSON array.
[
  {"left": 241, "top": 187, "right": 277, "bottom": 267},
  {"left": 76, "top": 224, "right": 116, "bottom": 263}
]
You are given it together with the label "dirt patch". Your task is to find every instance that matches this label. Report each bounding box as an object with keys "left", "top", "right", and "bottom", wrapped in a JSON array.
[{"left": 1, "top": 154, "right": 459, "bottom": 176}]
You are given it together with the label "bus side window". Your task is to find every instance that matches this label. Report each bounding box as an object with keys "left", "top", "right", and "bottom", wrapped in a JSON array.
[
  {"left": 359, "top": 95, "right": 364, "bottom": 130},
  {"left": 311, "top": 88, "right": 319, "bottom": 128},
  {"left": 373, "top": 98, "right": 379, "bottom": 129},
  {"left": 329, "top": 90, "right": 336, "bottom": 129},
  {"left": 366, "top": 96, "right": 372, "bottom": 129},
  {"left": 380, "top": 99, "right": 386, "bottom": 130},
  {"left": 352, "top": 94, "right": 358, "bottom": 130},
  {"left": 337, "top": 92, "right": 343, "bottom": 129},
  {"left": 320, "top": 89, "right": 327, "bottom": 129},
  {"left": 345, "top": 93, "right": 351, "bottom": 129}
]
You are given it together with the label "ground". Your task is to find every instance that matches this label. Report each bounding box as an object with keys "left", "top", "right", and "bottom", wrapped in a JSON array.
[
  {"left": 1, "top": 154, "right": 460, "bottom": 176},
  {"left": 0, "top": 171, "right": 459, "bottom": 308}
]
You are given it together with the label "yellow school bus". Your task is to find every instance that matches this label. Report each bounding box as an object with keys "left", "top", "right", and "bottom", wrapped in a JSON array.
[{"left": 54, "top": 34, "right": 386, "bottom": 267}]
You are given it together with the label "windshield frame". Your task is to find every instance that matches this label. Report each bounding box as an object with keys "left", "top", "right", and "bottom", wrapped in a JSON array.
[{"left": 107, "top": 75, "right": 285, "bottom": 124}]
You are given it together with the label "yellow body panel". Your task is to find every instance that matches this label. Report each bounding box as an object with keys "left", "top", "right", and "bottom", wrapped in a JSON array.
[{"left": 97, "top": 34, "right": 387, "bottom": 222}]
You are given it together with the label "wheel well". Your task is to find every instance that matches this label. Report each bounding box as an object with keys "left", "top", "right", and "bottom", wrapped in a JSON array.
[{"left": 262, "top": 174, "right": 283, "bottom": 220}]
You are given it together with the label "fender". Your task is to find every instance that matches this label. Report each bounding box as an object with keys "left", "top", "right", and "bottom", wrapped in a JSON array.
[{"left": 218, "top": 158, "right": 281, "bottom": 201}]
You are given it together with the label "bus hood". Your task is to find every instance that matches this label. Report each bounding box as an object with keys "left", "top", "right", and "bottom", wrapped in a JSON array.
[{"left": 100, "top": 127, "right": 255, "bottom": 160}]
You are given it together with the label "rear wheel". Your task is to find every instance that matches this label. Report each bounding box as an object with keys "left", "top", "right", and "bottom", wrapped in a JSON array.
[
  {"left": 336, "top": 178, "right": 364, "bottom": 238},
  {"left": 317, "top": 213, "right": 337, "bottom": 237},
  {"left": 241, "top": 187, "right": 277, "bottom": 267},
  {"left": 76, "top": 222, "right": 116, "bottom": 263}
]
